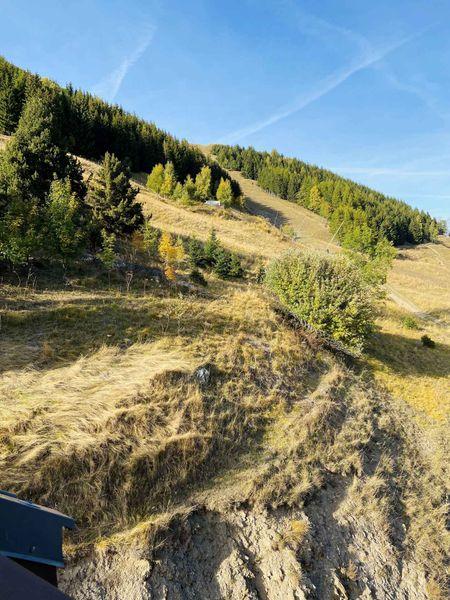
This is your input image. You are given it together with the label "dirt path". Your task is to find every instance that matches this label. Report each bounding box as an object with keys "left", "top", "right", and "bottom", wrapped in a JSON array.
[{"left": 386, "top": 285, "right": 447, "bottom": 327}]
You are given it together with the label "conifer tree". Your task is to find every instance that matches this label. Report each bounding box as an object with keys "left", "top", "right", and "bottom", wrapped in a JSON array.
[
  {"left": 147, "top": 164, "right": 164, "bottom": 193},
  {"left": 172, "top": 182, "right": 183, "bottom": 201},
  {"left": 142, "top": 219, "right": 160, "bottom": 260},
  {"left": 213, "top": 247, "right": 233, "bottom": 279},
  {"left": 180, "top": 175, "right": 197, "bottom": 205},
  {"left": 188, "top": 237, "right": 207, "bottom": 268},
  {"left": 204, "top": 229, "right": 221, "bottom": 265},
  {"left": 195, "top": 165, "right": 211, "bottom": 201},
  {"left": 216, "top": 178, "right": 234, "bottom": 207},
  {"left": 0, "top": 84, "right": 20, "bottom": 135},
  {"left": 45, "top": 178, "right": 86, "bottom": 260},
  {"left": 87, "top": 152, "right": 142, "bottom": 236},
  {"left": 229, "top": 253, "right": 243, "bottom": 278},
  {"left": 158, "top": 231, "right": 185, "bottom": 278},
  {"left": 160, "top": 161, "right": 177, "bottom": 198},
  {"left": 308, "top": 185, "right": 323, "bottom": 212},
  {"left": 0, "top": 91, "right": 86, "bottom": 263},
  {"left": 0, "top": 91, "right": 84, "bottom": 205},
  {"left": 98, "top": 230, "right": 117, "bottom": 286}
]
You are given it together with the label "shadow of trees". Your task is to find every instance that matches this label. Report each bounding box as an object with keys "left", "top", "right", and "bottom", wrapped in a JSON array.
[
  {"left": 244, "top": 197, "right": 289, "bottom": 228},
  {"left": 0, "top": 287, "right": 239, "bottom": 374},
  {"left": 367, "top": 329, "right": 450, "bottom": 378}
]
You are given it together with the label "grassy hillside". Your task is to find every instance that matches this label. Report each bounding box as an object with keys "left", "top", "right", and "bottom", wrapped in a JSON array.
[
  {"left": 211, "top": 144, "right": 443, "bottom": 251},
  {"left": 203, "top": 148, "right": 450, "bottom": 424},
  {"left": 2, "top": 131, "right": 447, "bottom": 424},
  {"left": 0, "top": 124, "right": 448, "bottom": 596},
  {"left": 0, "top": 271, "right": 447, "bottom": 596}
]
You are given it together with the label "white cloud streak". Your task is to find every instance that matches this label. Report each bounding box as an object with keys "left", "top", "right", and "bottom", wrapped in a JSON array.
[
  {"left": 93, "top": 26, "right": 156, "bottom": 102},
  {"left": 330, "top": 166, "right": 450, "bottom": 177},
  {"left": 376, "top": 64, "right": 449, "bottom": 123},
  {"left": 217, "top": 32, "right": 418, "bottom": 144}
]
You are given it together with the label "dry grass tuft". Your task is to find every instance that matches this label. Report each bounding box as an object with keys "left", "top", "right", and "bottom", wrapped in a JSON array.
[
  {"left": 0, "top": 283, "right": 319, "bottom": 539},
  {"left": 286, "top": 519, "right": 310, "bottom": 548}
]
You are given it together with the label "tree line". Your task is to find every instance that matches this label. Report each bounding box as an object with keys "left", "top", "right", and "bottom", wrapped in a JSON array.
[
  {"left": 0, "top": 85, "right": 245, "bottom": 288},
  {"left": 211, "top": 144, "right": 445, "bottom": 254},
  {"left": 0, "top": 56, "right": 240, "bottom": 198},
  {"left": 0, "top": 89, "right": 144, "bottom": 264},
  {"left": 142, "top": 225, "right": 244, "bottom": 282},
  {"left": 147, "top": 161, "right": 236, "bottom": 206}
]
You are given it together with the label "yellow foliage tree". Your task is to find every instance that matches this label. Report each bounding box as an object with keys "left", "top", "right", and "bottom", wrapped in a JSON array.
[
  {"left": 164, "top": 264, "right": 176, "bottom": 281},
  {"left": 158, "top": 232, "right": 185, "bottom": 279}
]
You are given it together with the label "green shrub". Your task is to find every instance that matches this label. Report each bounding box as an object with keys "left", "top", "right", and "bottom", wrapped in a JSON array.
[
  {"left": 402, "top": 316, "right": 420, "bottom": 330},
  {"left": 204, "top": 229, "right": 221, "bottom": 266},
  {"left": 265, "top": 251, "right": 376, "bottom": 351},
  {"left": 187, "top": 229, "right": 244, "bottom": 280},
  {"left": 142, "top": 220, "right": 160, "bottom": 260},
  {"left": 187, "top": 237, "right": 208, "bottom": 269},
  {"left": 213, "top": 247, "right": 233, "bottom": 279},
  {"left": 98, "top": 230, "right": 117, "bottom": 271},
  {"left": 421, "top": 334, "right": 435, "bottom": 348}
]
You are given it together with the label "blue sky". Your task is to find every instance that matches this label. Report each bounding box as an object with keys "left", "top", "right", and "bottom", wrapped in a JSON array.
[{"left": 1, "top": 0, "right": 450, "bottom": 220}]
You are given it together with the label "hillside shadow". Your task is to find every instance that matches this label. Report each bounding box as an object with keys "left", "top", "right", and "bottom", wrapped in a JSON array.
[
  {"left": 0, "top": 290, "right": 237, "bottom": 374},
  {"left": 244, "top": 197, "right": 289, "bottom": 228},
  {"left": 367, "top": 330, "right": 450, "bottom": 378},
  {"left": 131, "top": 171, "right": 149, "bottom": 187},
  {"left": 427, "top": 308, "right": 450, "bottom": 324}
]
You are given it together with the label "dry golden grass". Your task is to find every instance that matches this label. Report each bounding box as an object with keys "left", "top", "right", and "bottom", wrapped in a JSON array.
[
  {"left": 367, "top": 301, "right": 450, "bottom": 423},
  {"left": 0, "top": 276, "right": 447, "bottom": 590},
  {"left": 229, "top": 169, "right": 338, "bottom": 253},
  {"left": 389, "top": 237, "right": 450, "bottom": 323},
  {"left": 0, "top": 137, "right": 447, "bottom": 592},
  {"left": 201, "top": 151, "right": 450, "bottom": 422},
  {"left": 0, "top": 282, "right": 318, "bottom": 534}
]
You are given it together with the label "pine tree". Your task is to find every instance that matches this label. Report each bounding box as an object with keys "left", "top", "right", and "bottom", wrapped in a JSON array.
[
  {"left": 147, "top": 164, "right": 164, "bottom": 193},
  {"left": 195, "top": 165, "right": 211, "bottom": 201},
  {"left": 188, "top": 237, "right": 207, "bottom": 268},
  {"left": 0, "top": 90, "right": 86, "bottom": 264},
  {"left": 142, "top": 219, "right": 160, "bottom": 260},
  {"left": 98, "top": 230, "right": 117, "bottom": 278},
  {"left": 45, "top": 178, "right": 85, "bottom": 260},
  {"left": 308, "top": 185, "right": 323, "bottom": 212},
  {"left": 229, "top": 253, "right": 243, "bottom": 278},
  {"left": 172, "top": 182, "right": 183, "bottom": 201},
  {"left": 204, "top": 229, "right": 221, "bottom": 266},
  {"left": 87, "top": 152, "right": 142, "bottom": 236},
  {"left": 216, "top": 178, "right": 234, "bottom": 207},
  {"left": 0, "top": 84, "right": 20, "bottom": 135},
  {"left": 180, "top": 175, "right": 197, "bottom": 205},
  {"left": 160, "top": 161, "right": 177, "bottom": 198},
  {"left": 213, "top": 247, "right": 233, "bottom": 279},
  {"left": 0, "top": 90, "right": 84, "bottom": 205}
]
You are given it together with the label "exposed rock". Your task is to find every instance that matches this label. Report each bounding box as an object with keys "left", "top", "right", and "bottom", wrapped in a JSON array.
[
  {"left": 61, "top": 498, "right": 429, "bottom": 600},
  {"left": 195, "top": 366, "right": 210, "bottom": 386}
]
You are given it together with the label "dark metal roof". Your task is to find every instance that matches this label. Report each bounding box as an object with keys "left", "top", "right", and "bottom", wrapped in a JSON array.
[
  {"left": 0, "top": 491, "right": 75, "bottom": 528},
  {"left": 0, "top": 556, "right": 72, "bottom": 599},
  {"left": 0, "top": 491, "right": 75, "bottom": 567}
]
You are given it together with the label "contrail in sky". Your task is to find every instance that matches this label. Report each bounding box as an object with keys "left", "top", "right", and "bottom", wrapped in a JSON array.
[
  {"left": 93, "top": 25, "right": 155, "bottom": 102},
  {"left": 217, "top": 32, "right": 421, "bottom": 144}
]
